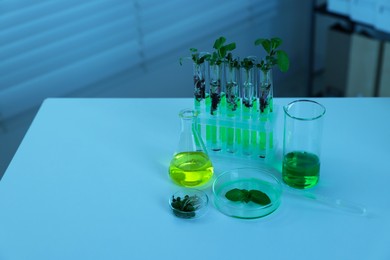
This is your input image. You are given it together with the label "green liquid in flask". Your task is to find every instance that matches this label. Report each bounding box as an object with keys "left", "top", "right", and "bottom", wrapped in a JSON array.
[
  {"left": 282, "top": 151, "right": 320, "bottom": 189},
  {"left": 169, "top": 151, "right": 214, "bottom": 187}
]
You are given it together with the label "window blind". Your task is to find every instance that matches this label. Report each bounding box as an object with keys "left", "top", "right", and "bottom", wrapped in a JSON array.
[{"left": 0, "top": 0, "right": 276, "bottom": 120}]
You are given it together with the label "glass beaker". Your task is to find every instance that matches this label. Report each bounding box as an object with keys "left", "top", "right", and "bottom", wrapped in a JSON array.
[
  {"left": 282, "top": 100, "right": 326, "bottom": 189},
  {"left": 169, "top": 109, "right": 214, "bottom": 187}
]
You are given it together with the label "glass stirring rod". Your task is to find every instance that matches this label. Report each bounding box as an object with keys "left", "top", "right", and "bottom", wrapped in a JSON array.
[{"left": 283, "top": 188, "right": 368, "bottom": 216}]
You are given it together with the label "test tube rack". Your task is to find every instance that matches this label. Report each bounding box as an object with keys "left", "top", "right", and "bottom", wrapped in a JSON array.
[{"left": 195, "top": 99, "right": 278, "bottom": 162}]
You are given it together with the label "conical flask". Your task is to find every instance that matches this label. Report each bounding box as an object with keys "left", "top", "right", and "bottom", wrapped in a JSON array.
[{"left": 169, "top": 109, "right": 214, "bottom": 187}]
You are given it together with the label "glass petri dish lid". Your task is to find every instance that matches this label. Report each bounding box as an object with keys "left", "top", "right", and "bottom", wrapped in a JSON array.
[{"left": 212, "top": 167, "right": 282, "bottom": 219}]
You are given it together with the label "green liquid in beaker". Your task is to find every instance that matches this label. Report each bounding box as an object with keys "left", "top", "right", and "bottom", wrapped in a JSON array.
[
  {"left": 169, "top": 151, "right": 214, "bottom": 187},
  {"left": 282, "top": 151, "right": 320, "bottom": 189}
]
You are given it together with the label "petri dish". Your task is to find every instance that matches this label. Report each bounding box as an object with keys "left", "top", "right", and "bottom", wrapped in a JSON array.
[
  {"left": 212, "top": 167, "right": 282, "bottom": 219},
  {"left": 169, "top": 188, "right": 209, "bottom": 219}
]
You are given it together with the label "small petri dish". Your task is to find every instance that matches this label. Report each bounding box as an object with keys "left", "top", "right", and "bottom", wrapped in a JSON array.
[
  {"left": 212, "top": 167, "right": 282, "bottom": 219},
  {"left": 169, "top": 188, "right": 209, "bottom": 219}
]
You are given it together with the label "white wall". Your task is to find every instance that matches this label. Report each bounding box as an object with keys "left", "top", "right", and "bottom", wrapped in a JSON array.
[
  {"left": 71, "top": 1, "right": 312, "bottom": 99},
  {"left": 0, "top": 1, "right": 313, "bottom": 177}
]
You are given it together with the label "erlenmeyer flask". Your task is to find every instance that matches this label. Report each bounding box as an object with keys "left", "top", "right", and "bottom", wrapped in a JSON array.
[{"left": 169, "top": 109, "right": 214, "bottom": 187}]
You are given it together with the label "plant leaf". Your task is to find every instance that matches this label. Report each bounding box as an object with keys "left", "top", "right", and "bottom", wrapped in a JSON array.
[
  {"left": 224, "top": 42, "right": 236, "bottom": 52},
  {"left": 271, "top": 37, "right": 282, "bottom": 49},
  {"left": 198, "top": 56, "right": 206, "bottom": 64},
  {"left": 276, "top": 50, "right": 290, "bottom": 72},
  {"left": 199, "top": 53, "right": 211, "bottom": 64},
  {"left": 249, "top": 190, "right": 271, "bottom": 205},
  {"left": 254, "top": 38, "right": 266, "bottom": 46},
  {"left": 255, "top": 38, "right": 271, "bottom": 53},
  {"left": 226, "top": 52, "right": 233, "bottom": 61},
  {"left": 262, "top": 40, "right": 271, "bottom": 53},
  {"left": 209, "top": 52, "right": 218, "bottom": 65},
  {"left": 213, "top": 36, "right": 226, "bottom": 50},
  {"left": 241, "top": 189, "right": 250, "bottom": 203},
  {"left": 219, "top": 47, "right": 227, "bottom": 59},
  {"left": 225, "top": 188, "right": 246, "bottom": 202},
  {"left": 190, "top": 48, "right": 198, "bottom": 53}
]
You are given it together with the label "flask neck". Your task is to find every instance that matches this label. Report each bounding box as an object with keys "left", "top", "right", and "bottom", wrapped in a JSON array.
[
  {"left": 180, "top": 116, "right": 194, "bottom": 132},
  {"left": 179, "top": 109, "right": 198, "bottom": 131},
  {"left": 176, "top": 109, "right": 206, "bottom": 154}
]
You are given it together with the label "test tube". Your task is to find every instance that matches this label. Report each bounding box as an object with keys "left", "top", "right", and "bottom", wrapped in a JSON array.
[
  {"left": 258, "top": 68, "right": 274, "bottom": 158},
  {"left": 207, "top": 63, "right": 224, "bottom": 151},
  {"left": 224, "top": 59, "right": 240, "bottom": 153},
  {"left": 240, "top": 56, "right": 257, "bottom": 156}
]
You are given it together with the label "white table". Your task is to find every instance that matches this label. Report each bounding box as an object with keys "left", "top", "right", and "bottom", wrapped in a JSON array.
[{"left": 0, "top": 98, "right": 389, "bottom": 259}]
